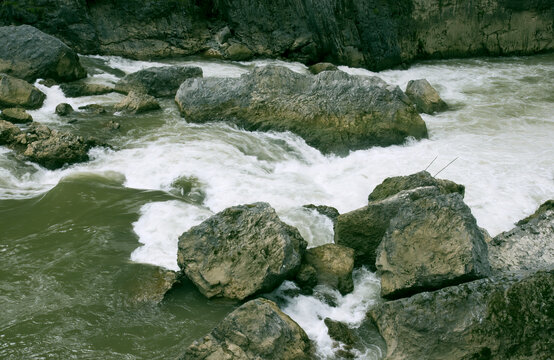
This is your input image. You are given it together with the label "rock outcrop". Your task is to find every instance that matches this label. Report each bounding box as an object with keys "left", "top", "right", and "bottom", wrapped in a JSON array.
[
  {"left": 115, "top": 66, "right": 203, "bottom": 98},
  {"left": 405, "top": 79, "right": 448, "bottom": 114},
  {"left": 0, "top": 74, "right": 46, "bottom": 110},
  {"left": 177, "top": 202, "right": 307, "bottom": 300},
  {"left": 0, "top": 25, "right": 86, "bottom": 82},
  {"left": 1, "top": 108, "right": 33, "bottom": 123},
  {"left": 114, "top": 91, "right": 160, "bottom": 114},
  {"left": 183, "top": 298, "right": 314, "bottom": 360},
  {"left": 0, "top": 120, "right": 97, "bottom": 169},
  {"left": 368, "top": 270, "right": 554, "bottom": 360},
  {"left": 176, "top": 66, "right": 427, "bottom": 155},
  {"left": 1, "top": 1, "right": 552, "bottom": 70}
]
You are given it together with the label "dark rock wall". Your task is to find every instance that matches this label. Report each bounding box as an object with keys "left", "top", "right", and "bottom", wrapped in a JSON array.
[{"left": 1, "top": 0, "right": 552, "bottom": 70}]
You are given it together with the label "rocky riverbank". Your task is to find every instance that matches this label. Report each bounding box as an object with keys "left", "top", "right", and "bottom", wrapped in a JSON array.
[{"left": 1, "top": 0, "right": 552, "bottom": 70}]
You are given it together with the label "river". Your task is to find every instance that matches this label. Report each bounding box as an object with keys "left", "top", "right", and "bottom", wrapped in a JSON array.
[{"left": 1, "top": 53, "right": 553, "bottom": 359}]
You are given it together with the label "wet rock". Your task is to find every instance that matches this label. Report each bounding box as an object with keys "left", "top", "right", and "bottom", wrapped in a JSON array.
[
  {"left": 183, "top": 298, "right": 314, "bottom": 360},
  {"left": 176, "top": 65, "right": 427, "bottom": 155},
  {"left": 0, "top": 74, "right": 46, "bottom": 110},
  {"left": 55, "top": 103, "right": 74, "bottom": 116},
  {"left": 0, "top": 120, "right": 22, "bottom": 145},
  {"left": 324, "top": 318, "right": 357, "bottom": 346},
  {"left": 78, "top": 104, "right": 109, "bottom": 115},
  {"left": 376, "top": 192, "right": 491, "bottom": 299},
  {"left": 177, "top": 202, "right": 307, "bottom": 300},
  {"left": 0, "top": 25, "right": 86, "bottom": 82},
  {"left": 224, "top": 42, "right": 254, "bottom": 61},
  {"left": 368, "top": 270, "right": 554, "bottom": 360},
  {"left": 489, "top": 200, "right": 554, "bottom": 275},
  {"left": 59, "top": 82, "right": 115, "bottom": 98},
  {"left": 308, "top": 62, "right": 338, "bottom": 74},
  {"left": 1, "top": 108, "right": 33, "bottom": 123},
  {"left": 104, "top": 120, "right": 121, "bottom": 130},
  {"left": 129, "top": 266, "right": 178, "bottom": 304},
  {"left": 303, "top": 204, "right": 340, "bottom": 225},
  {"left": 215, "top": 26, "right": 232, "bottom": 45},
  {"left": 39, "top": 79, "right": 58, "bottom": 88},
  {"left": 405, "top": 79, "right": 448, "bottom": 114},
  {"left": 114, "top": 91, "right": 160, "bottom": 114},
  {"left": 302, "top": 244, "right": 355, "bottom": 295},
  {"left": 367, "top": 171, "right": 464, "bottom": 202},
  {"left": 114, "top": 66, "right": 203, "bottom": 98},
  {"left": 294, "top": 264, "right": 318, "bottom": 293}
]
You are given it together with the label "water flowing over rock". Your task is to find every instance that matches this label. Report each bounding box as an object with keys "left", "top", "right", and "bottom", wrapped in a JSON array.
[
  {"left": 336, "top": 171, "right": 464, "bottom": 268},
  {"left": 177, "top": 202, "right": 307, "bottom": 300},
  {"left": 489, "top": 200, "right": 554, "bottom": 275},
  {"left": 376, "top": 192, "right": 491, "bottom": 299},
  {"left": 115, "top": 66, "right": 203, "bottom": 98},
  {"left": 368, "top": 270, "right": 554, "bottom": 360},
  {"left": 114, "top": 91, "right": 160, "bottom": 114},
  {"left": 1, "top": 108, "right": 33, "bottom": 124},
  {"left": 0, "top": 74, "right": 46, "bottom": 110},
  {"left": 405, "top": 79, "right": 448, "bottom": 114},
  {"left": 176, "top": 66, "right": 427, "bottom": 155},
  {"left": 183, "top": 298, "right": 314, "bottom": 360},
  {"left": 0, "top": 25, "right": 86, "bottom": 82}
]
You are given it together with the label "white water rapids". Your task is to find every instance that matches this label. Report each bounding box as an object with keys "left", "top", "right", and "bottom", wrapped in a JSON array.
[{"left": 1, "top": 53, "right": 553, "bottom": 359}]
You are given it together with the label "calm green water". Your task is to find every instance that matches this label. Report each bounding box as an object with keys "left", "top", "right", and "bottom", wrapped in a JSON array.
[{"left": 1, "top": 53, "right": 553, "bottom": 359}]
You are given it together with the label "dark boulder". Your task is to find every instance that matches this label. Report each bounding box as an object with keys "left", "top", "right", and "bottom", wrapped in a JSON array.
[
  {"left": 0, "top": 25, "right": 86, "bottom": 82},
  {"left": 1, "top": 108, "right": 33, "bottom": 123},
  {"left": 175, "top": 65, "right": 427, "bottom": 155},
  {"left": 183, "top": 298, "right": 314, "bottom": 360},
  {"left": 114, "top": 91, "right": 160, "bottom": 114},
  {"left": 177, "top": 202, "right": 307, "bottom": 300},
  {"left": 405, "top": 79, "right": 448, "bottom": 114},
  {"left": 376, "top": 192, "right": 491, "bottom": 299},
  {"left": 0, "top": 74, "right": 46, "bottom": 110},
  {"left": 115, "top": 66, "right": 203, "bottom": 98},
  {"left": 368, "top": 270, "right": 554, "bottom": 360}
]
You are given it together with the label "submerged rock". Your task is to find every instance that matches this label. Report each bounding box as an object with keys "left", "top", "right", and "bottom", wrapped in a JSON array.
[
  {"left": 183, "top": 298, "right": 313, "bottom": 360},
  {"left": 300, "top": 244, "right": 355, "bottom": 295},
  {"left": 114, "top": 91, "right": 160, "bottom": 114},
  {"left": 368, "top": 270, "right": 554, "bottom": 360},
  {"left": 59, "top": 82, "right": 115, "bottom": 98},
  {"left": 177, "top": 202, "right": 307, "bottom": 300},
  {"left": 1, "top": 108, "right": 33, "bottom": 123},
  {"left": 175, "top": 65, "right": 427, "bottom": 155},
  {"left": 489, "top": 200, "right": 554, "bottom": 275},
  {"left": 308, "top": 62, "right": 338, "bottom": 74},
  {"left": 0, "top": 74, "right": 46, "bottom": 110},
  {"left": 376, "top": 192, "right": 491, "bottom": 299},
  {"left": 115, "top": 66, "right": 203, "bottom": 98},
  {"left": 0, "top": 25, "right": 86, "bottom": 82},
  {"left": 405, "top": 79, "right": 448, "bottom": 114},
  {"left": 55, "top": 103, "right": 74, "bottom": 116}
]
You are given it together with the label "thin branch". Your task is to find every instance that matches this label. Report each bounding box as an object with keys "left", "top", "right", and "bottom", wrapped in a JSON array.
[
  {"left": 424, "top": 155, "right": 438, "bottom": 172},
  {"left": 433, "top": 157, "right": 458, "bottom": 177}
]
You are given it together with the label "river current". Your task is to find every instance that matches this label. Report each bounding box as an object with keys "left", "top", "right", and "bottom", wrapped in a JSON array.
[{"left": 1, "top": 53, "right": 553, "bottom": 359}]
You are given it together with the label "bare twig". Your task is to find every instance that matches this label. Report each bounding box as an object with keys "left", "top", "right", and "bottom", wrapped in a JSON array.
[{"left": 433, "top": 157, "right": 458, "bottom": 177}]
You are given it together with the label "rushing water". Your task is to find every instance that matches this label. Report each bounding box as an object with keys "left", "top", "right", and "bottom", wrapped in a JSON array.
[{"left": 1, "top": 53, "right": 553, "bottom": 359}]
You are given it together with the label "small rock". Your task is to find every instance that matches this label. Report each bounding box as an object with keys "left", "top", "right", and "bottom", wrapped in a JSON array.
[
  {"left": 324, "top": 318, "right": 358, "bottom": 346},
  {"left": 115, "top": 66, "right": 203, "bottom": 98},
  {"left": 303, "top": 204, "right": 340, "bottom": 224},
  {"left": 303, "top": 244, "right": 355, "bottom": 295},
  {"left": 104, "top": 120, "right": 120, "bottom": 130},
  {"left": 129, "top": 266, "right": 178, "bottom": 304},
  {"left": 183, "top": 298, "right": 314, "bottom": 360},
  {"left": 308, "top": 62, "right": 338, "bottom": 74},
  {"left": 225, "top": 42, "right": 253, "bottom": 61},
  {"left": 0, "top": 73, "right": 46, "bottom": 110},
  {"left": 114, "top": 91, "right": 160, "bottom": 114},
  {"left": 55, "top": 103, "right": 74, "bottom": 116},
  {"left": 294, "top": 263, "right": 318, "bottom": 293},
  {"left": 39, "top": 79, "right": 57, "bottom": 88},
  {"left": 59, "top": 82, "right": 114, "bottom": 97},
  {"left": 405, "top": 79, "right": 448, "bottom": 114},
  {"left": 78, "top": 104, "right": 108, "bottom": 114},
  {"left": 1, "top": 108, "right": 33, "bottom": 123}
]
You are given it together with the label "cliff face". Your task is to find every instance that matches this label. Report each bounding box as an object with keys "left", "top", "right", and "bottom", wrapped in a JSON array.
[{"left": 1, "top": 0, "right": 552, "bottom": 70}]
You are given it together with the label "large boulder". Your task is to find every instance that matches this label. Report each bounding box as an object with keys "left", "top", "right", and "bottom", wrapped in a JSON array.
[
  {"left": 489, "top": 200, "right": 554, "bottom": 275},
  {"left": 297, "top": 244, "right": 355, "bottom": 295},
  {"left": 376, "top": 192, "right": 491, "bottom": 299},
  {"left": 1, "top": 108, "right": 33, "bottom": 123},
  {"left": 114, "top": 91, "right": 160, "bottom": 114},
  {"left": 115, "top": 66, "right": 203, "bottom": 98},
  {"left": 336, "top": 172, "right": 464, "bottom": 269},
  {"left": 0, "top": 74, "right": 46, "bottom": 110},
  {"left": 175, "top": 66, "right": 427, "bottom": 155},
  {"left": 405, "top": 79, "right": 448, "bottom": 114},
  {"left": 177, "top": 202, "right": 307, "bottom": 300},
  {"left": 183, "top": 298, "right": 314, "bottom": 360},
  {"left": 0, "top": 25, "right": 86, "bottom": 82},
  {"left": 368, "top": 270, "right": 554, "bottom": 360}
]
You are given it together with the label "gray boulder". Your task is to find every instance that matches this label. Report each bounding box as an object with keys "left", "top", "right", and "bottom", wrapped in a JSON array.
[
  {"left": 175, "top": 65, "right": 427, "bottom": 155},
  {"left": 177, "top": 202, "right": 307, "bottom": 300},
  {"left": 114, "top": 91, "right": 160, "bottom": 114},
  {"left": 376, "top": 192, "right": 491, "bottom": 299},
  {"left": 405, "top": 79, "right": 448, "bottom": 114},
  {"left": 0, "top": 74, "right": 46, "bottom": 110},
  {"left": 1, "top": 108, "right": 33, "bottom": 123},
  {"left": 368, "top": 270, "right": 554, "bottom": 360},
  {"left": 489, "top": 200, "right": 554, "bottom": 275},
  {"left": 115, "top": 66, "right": 203, "bottom": 98},
  {"left": 183, "top": 298, "right": 314, "bottom": 360},
  {"left": 0, "top": 25, "right": 86, "bottom": 82},
  {"left": 59, "top": 82, "right": 115, "bottom": 98}
]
